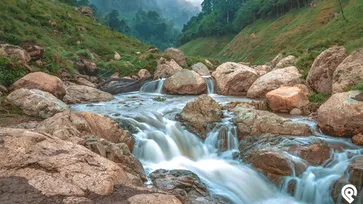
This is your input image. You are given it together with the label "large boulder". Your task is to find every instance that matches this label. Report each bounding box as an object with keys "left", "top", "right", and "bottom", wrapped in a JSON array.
[
  {"left": 150, "top": 169, "right": 227, "bottom": 204},
  {"left": 266, "top": 86, "right": 309, "bottom": 113},
  {"left": 63, "top": 84, "right": 114, "bottom": 104},
  {"left": 164, "top": 69, "right": 207, "bottom": 95},
  {"left": 163, "top": 48, "right": 187, "bottom": 67},
  {"left": 333, "top": 48, "right": 363, "bottom": 93},
  {"left": 212, "top": 62, "right": 259, "bottom": 96},
  {"left": 247, "top": 66, "right": 303, "bottom": 98},
  {"left": 21, "top": 43, "right": 45, "bottom": 60},
  {"left": 0, "top": 44, "right": 31, "bottom": 62},
  {"left": 138, "top": 69, "right": 152, "bottom": 79},
  {"left": 75, "top": 76, "right": 96, "bottom": 88},
  {"left": 179, "top": 95, "right": 222, "bottom": 139},
  {"left": 232, "top": 104, "right": 312, "bottom": 140},
  {"left": 154, "top": 57, "right": 183, "bottom": 79},
  {"left": 275, "top": 55, "right": 297, "bottom": 69},
  {"left": 191, "top": 62, "right": 210, "bottom": 76},
  {"left": 7, "top": 88, "right": 69, "bottom": 118},
  {"left": 317, "top": 91, "right": 363, "bottom": 137},
  {"left": 10, "top": 72, "right": 66, "bottom": 99},
  {"left": 0, "top": 128, "right": 130, "bottom": 197},
  {"left": 307, "top": 46, "right": 348, "bottom": 94}
]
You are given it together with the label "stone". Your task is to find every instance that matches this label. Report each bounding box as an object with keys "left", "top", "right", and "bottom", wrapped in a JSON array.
[
  {"left": 180, "top": 95, "right": 222, "bottom": 139},
  {"left": 10, "top": 72, "right": 66, "bottom": 99},
  {"left": 333, "top": 48, "right": 363, "bottom": 93},
  {"left": 147, "top": 47, "right": 159, "bottom": 53},
  {"left": 266, "top": 86, "right": 309, "bottom": 113},
  {"left": 347, "top": 157, "right": 363, "bottom": 189},
  {"left": 78, "top": 6, "right": 93, "bottom": 16},
  {"left": 21, "top": 43, "right": 45, "bottom": 60},
  {"left": 127, "top": 193, "right": 183, "bottom": 204},
  {"left": 163, "top": 48, "right": 187, "bottom": 67},
  {"left": 76, "top": 77, "right": 96, "bottom": 88},
  {"left": 247, "top": 66, "right": 303, "bottom": 98},
  {"left": 271, "top": 53, "right": 284, "bottom": 68},
  {"left": 138, "top": 69, "right": 152, "bottom": 79},
  {"left": 191, "top": 62, "right": 210, "bottom": 76},
  {"left": 352, "top": 134, "right": 363, "bottom": 145},
  {"left": 164, "top": 69, "right": 207, "bottom": 95},
  {"left": 0, "top": 44, "right": 31, "bottom": 62},
  {"left": 7, "top": 88, "right": 69, "bottom": 119},
  {"left": 317, "top": 91, "right": 363, "bottom": 137},
  {"left": 63, "top": 84, "right": 114, "bottom": 104},
  {"left": 307, "top": 46, "right": 348, "bottom": 94},
  {"left": 253, "top": 65, "right": 270, "bottom": 76},
  {"left": 212, "top": 62, "right": 259, "bottom": 96},
  {"left": 80, "top": 59, "right": 98, "bottom": 76},
  {"left": 114, "top": 52, "right": 121, "bottom": 60},
  {"left": 289, "top": 108, "right": 302, "bottom": 115},
  {"left": 154, "top": 57, "right": 183, "bottom": 79},
  {"left": 232, "top": 104, "right": 312, "bottom": 140},
  {"left": 275, "top": 55, "right": 297, "bottom": 69}
]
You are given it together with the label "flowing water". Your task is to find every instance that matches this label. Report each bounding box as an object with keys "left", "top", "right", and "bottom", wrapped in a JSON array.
[
  {"left": 140, "top": 78, "right": 165, "bottom": 94},
  {"left": 71, "top": 86, "right": 363, "bottom": 204}
]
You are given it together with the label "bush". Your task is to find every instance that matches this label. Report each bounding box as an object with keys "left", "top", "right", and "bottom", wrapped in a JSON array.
[
  {"left": 0, "top": 57, "right": 27, "bottom": 86},
  {"left": 308, "top": 92, "right": 329, "bottom": 103},
  {"left": 349, "top": 82, "right": 363, "bottom": 92}
]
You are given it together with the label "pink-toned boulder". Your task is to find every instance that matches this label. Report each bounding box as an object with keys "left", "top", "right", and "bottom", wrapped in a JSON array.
[
  {"left": 307, "top": 46, "right": 348, "bottom": 94},
  {"left": 138, "top": 69, "right": 152, "bottom": 79},
  {"left": 266, "top": 86, "right": 309, "bottom": 113},
  {"left": 163, "top": 48, "right": 187, "bottom": 67},
  {"left": 0, "top": 44, "right": 31, "bottom": 62},
  {"left": 164, "top": 69, "right": 206, "bottom": 95},
  {"left": 10, "top": 72, "right": 66, "bottom": 99},
  {"left": 154, "top": 57, "right": 183, "bottom": 79},
  {"left": 212, "top": 62, "right": 259, "bottom": 96}
]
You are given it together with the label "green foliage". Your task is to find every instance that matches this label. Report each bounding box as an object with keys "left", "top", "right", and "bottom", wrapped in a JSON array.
[
  {"left": 308, "top": 92, "right": 329, "bottom": 103},
  {"left": 296, "top": 49, "right": 323, "bottom": 79},
  {"left": 153, "top": 96, "right": 166, "bottom": 102},
  {"left": 349, "top": 82, "right": 363, "bottom": 92},
  {"left": 0, "top": 57, "right": 27, "bottom": 86}
]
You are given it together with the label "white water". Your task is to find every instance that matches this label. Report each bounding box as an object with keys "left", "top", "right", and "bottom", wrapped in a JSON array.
[
  {"left": 203, "top": 76, "right": 215, "bottom": 94},
  {"left": 71, "top": 92, "right": 363, "bottom": 204},
  {"left": 140, "top": 79, "right": 165, "bottom": 94}
]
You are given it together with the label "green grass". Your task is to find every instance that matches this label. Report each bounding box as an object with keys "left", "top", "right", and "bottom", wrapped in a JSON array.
[
  {"left": 349, "top": 81, "right": 363, "bottom": 92},
  {"left": 308, "top": 92, "right": 329, "bottom": 103},
  {"left": 0, "top": 0, "right": 151, "bottom": 86},
  {"left": 0, "top": 57, "right": 27, "bottom": 86}
]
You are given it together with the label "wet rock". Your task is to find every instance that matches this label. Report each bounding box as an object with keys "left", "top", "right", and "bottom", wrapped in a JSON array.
[
  {"left": 0, "top": 128, "right": 130, "bottom": 197},
  {"left": 7, "top": 88, "right": 69, "bottom": 118},
  {"left": 352, "top": 134, "right": 363, "bottom": 145},
  {"left": 346, "top": 157, "right": 363, "bottom": 193},
  {"left": 0, "top": 44, "right": 31, "bottom": 62},
  {"left": 163, "top": 48, "right": 187, "bottom": 67},
  {"left": 191, "top": 62, "right": 210, "bottom": 76},
  {"left": 232, "top": 104, "right": 312, "bottom": 139},
  {"left": 180, "top": 95, "right": 222, "bottom": 139},
  {"left": 275, "top": 55, "right": 297, "bottom": 69},
  {"left": 150, "top": 169, "right": 227, "bottom": 204},
  {"left": 317, "top": 91, "right": 363, "bottom": 137},
  {"left": 212, "top": 62, "right": 259, "bottom": 96},
  {"left": 307, "top": 46, "right": 347, "bottom": 94},
  {"left": 164, "top": 69, "right": 207, "bottom": 95},
  {"left": 138, "top": 69, "right": 151, "bottom": 79},
  {"left": 154, "top": 57, "right": 183, "bottom": 79},
  {"left": 266, "top": 86, "right": 309, "bottom": 113},
  {"left": 333, "top": 48, "right": 363, "bottom": 93},
  {"left": 10, "top": 72, "right": 66, "bottom": 99},
  {"left": 78, "top": 6, "right": 93, "bottom": 17},
  {"left": 247, "top": 66, "right": 303, "bottom": 98},
  {"left": 63, "top": 84, "right": 114, "bottom": 104},
  {"left": 21, "top": 43, "right": 45, "bottom": 60}
]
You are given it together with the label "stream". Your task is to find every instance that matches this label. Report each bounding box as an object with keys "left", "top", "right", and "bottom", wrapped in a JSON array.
[{"left": 71, "top": 81, "right": 363, "bottom": 204}]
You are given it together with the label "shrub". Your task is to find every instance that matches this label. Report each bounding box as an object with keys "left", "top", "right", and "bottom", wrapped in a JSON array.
[
  {"left": 308, "top": 92, "right": 329, "bottom": 103},
  {"left": 0, "top": 57, "right": 27, "bottom": 86},
  {"left": 349, "top": 82, "right": 363, "bottom": 92}
]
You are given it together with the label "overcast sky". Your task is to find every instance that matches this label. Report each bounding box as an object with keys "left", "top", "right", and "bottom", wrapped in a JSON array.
[{"left": 186, "top": 0, "right": 203, "bottom": 6}]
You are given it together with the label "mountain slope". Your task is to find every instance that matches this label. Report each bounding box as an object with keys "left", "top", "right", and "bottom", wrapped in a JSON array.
[{"left": 179, "top": 35, "right": 234, "bottom": 57}]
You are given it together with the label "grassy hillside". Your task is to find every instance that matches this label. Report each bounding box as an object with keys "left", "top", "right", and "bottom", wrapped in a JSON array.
[
  {"left": 179, "top": 35, "right": 234, "bottom": 58},
  {"left": 0, "top": 0, "right": 154, "bottom": 86},
  {"left": 180, "top": 0, "right": 363, "bottom": 74}
]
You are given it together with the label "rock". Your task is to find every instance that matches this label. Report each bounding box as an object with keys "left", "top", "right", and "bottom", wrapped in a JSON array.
[
  {"left": 127, "top": 193, "right": 183, "bottom": 204},
  {"left": 247, "top": 66, "right": 303, "bottom": 98},
  {"left": 0, "top": 128, "right": 129, "bottom": 196},
  {"left": 180, "top": 95, "right": 222, "bottom": 139},
  {"left": 212, "top": 62, "right": 259, "bottom": 96},
  {"left": 21, "top": 43, "right": 45, "bottom": 60},
  {"left": 347, "top": 156, "right": 363, "bottom": 189},
  {"left": 10, "top": 72, "right": 66, "bottom": 99},
  {"left": 80, "top": 58, "right": 98, "bottom": 76},
  {"left": 352, "top": 134, "right": 363, "bottom": 145},
  {"left": 0, "top": 85, "right": 7, "bottom": 96},
  {"left": 76, "top": 77, "right": 96, "bottom": 87},
  {"left": 266, "top": 86, "right": 309, "bottom": 113},
  {"left": 63, "top": 84, "right": 114, "bottom": 104},
  {"left": 253, "top": 65, "right": 270, "bottom": 76},
  {"left": 333, "top": 48, "right": 363, "bottom": 93},
  {"left": 275, "top": 55, "right": 297, "bottom": 69},
  {"left": 138, "top": 69, "right": 152, "bottom": 79},
  {"left": 232, "top": 104, "right": 312, "bottom": 140},
  {"left": 163, "top": 48, "right": 187, "bottom": 67},
  {"left": 154, "top": 57, "right": 183, "bottom": 79},
  {"left": 204, "top": 59, "right": 214, "bottom": 69},
  {"left": 289, "top": 108, "right": 302, "bottom": 115},
  {"left": 191, "top": 62, "right": 210, "bottom": 76},
  {"left": 307, "top": 46, "right": 348, "bottom": 94},
  {"left": 147, "top": 47, "right": 159, "bottom": 53},
  {"left": 114, "top": 52, "right": 121, "bottom": 60},
  {"left": 78, "top": 6, "right": 93, "bottom": 16},
  {"left": 0, "top": 44, "right": 31, "bottom": 62},
  {"left": 150, "top": 169, "right": 226, "bottom": 204},
  {"left": 271, "top": 53, "right": 284, "bottom": 68},
  {"left": 317, "top": 91, "right": 363, "bottom": 137},
  {"left": 7, "top": 89, "right": 69, "bottom": 118},
  {"left": 164, "top": 69, "right": 207, "bottom": 95}
]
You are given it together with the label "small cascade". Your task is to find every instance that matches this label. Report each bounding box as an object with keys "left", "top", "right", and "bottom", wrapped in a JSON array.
[
  {"left": 203, "top": 76, "right": 215, "bottom": 94},
  {"left": 139, "top": 79, "right": 165, "bottom": 94}
]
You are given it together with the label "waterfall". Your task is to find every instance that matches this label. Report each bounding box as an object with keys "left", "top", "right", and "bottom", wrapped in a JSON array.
[
  {"left": 139, "top": 79, "right": 165, "bottom": 94},
  {"left": 203, "top": 76, "right": 215, "bottom": 94}
]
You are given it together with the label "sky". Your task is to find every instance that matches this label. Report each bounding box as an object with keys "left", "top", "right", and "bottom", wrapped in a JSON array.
[{"left": 187, "top": 0, "right": 203, "bottom": 7}]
